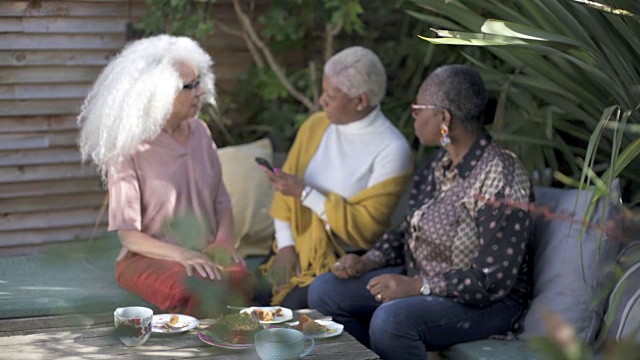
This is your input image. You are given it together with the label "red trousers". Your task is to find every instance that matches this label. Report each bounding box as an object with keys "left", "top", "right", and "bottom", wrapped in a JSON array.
[{"left": 115, "top": 253, "right": 251, "bottom": 318}]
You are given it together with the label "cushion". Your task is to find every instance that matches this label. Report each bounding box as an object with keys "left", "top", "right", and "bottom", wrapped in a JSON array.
[
  {"left": 442, "top": 339, "right": 541, "bottom": 360},
  {"left": 519, "top": 182, "right": 621, "bottom": 342},
  {"left": 599, "top": 241, "right": 640, "bottom": 343},
  {"left": 218, "top": 138, "right": 275, "bottom": 257}
]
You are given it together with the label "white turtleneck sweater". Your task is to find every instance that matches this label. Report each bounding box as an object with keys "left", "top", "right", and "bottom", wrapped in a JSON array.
[{"left": 275, "top": 106, "right": 412, "bottom": 250}]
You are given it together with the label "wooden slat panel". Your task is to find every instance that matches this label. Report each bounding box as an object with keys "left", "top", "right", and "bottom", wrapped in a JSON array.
[
  {"left": 0, "top": 313, "right": 113, "bottom": 335},
  {"left": 0, "top": 116, "right": 78, "bottom": 133},
  {"left": 0, "top": 131, "right": 79, "bottom": 150},
  {"left": 0, "top": 2, "right": 146, "bottom": 17},
  {"left": 0, "top": 50, "right": 114, "bottom": 66},
  {"left": 0, "top": 17, "right": 131, "bottom": 33},
  {"left": 0, "top": 208, "right": 105, "bottom": 231},
  {"left": 0, "top": 17, "right": 22, "bottom": 32},
  {"left": 0, "top": 225, "right": 109, "bottom": 247},
  {"left": 0, "top": 83, "right": 91, "bottom": 100},
  {"left": 0, "top": 99, "right": 82, "bottom": 116},
  {"left": 0, "top": 0, "right": 265, "bottom": 246},
  {"left": 18, "top": 17, "right": 129, "bottom": 33},
  {"left": 1, "top": 34, "right": 126, "bottom": 50},
  {"left": 0, "top": 178, "right": 104, "bottom": 199},
  {"left": 3, "top": 192, "right": 106, "bottom": 214},
  {"left": 0, "top": 147, "right": 82, "bottom": 166},
  {"left": 0, "top": 134, "right": 49, "bottom": 150},
  {"left": 0, "top": 66, "right": 101, "bottom": 84},
  {"left": 0, "top": 50, "right": 252, "bottom": 67},
  {"left": 0, "top": 163, "right": 98, "bottom": 183}
]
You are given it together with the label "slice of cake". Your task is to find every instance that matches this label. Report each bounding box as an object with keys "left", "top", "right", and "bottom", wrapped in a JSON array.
[{"left": 296, "top": 314, "right": 327, "bottom": 335}]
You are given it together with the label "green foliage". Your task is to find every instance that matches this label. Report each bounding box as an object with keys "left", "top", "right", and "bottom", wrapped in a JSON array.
[
  {"left": 325, "top": 0, "right": 365, "bottom": 34},
  {"left": 408, "top": 0, "right": 640, "bottom": 357},
  {"left": 135, "top": 0, "right": 468, "bottom": 155},
  {"left": 136, "top": 0, "right": 215, "bottom": 39},
  {"left": 224, "top": 1, "right": 469, "bottom": 152},
  {"left": 411, "top": 0, "right": 640, "bottom": 204}
]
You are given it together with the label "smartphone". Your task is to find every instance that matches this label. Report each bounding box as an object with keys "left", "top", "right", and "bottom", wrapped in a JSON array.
[{"left": 255, "top": 157, "right": 275, "bottom": 172}]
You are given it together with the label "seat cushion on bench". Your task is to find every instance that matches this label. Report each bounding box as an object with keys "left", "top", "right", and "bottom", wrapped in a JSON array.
[
  {"left": 442, "top": 339, "right": 541, "bottom": 360},
  {"left": 218, "top": 138, "right": 275, "bottom": 258},
  {"left": 0, "top": 235, "right": 154, "bottom": 319},
  {"left": 599, "top": 241, "right": 640, "bottom": 344},
  {"left": 520, "top": 183, "right": 621, "bottom": 343}
]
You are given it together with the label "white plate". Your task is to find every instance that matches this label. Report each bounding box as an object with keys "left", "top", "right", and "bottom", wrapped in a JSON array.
[
  {"left": 151, "top": 314, "right": 199, "bottom": 333},
  {"left": 244, "top": 306, "right": 293, "bottom": 324},
  {"left": 287, "top": 319, "right": 344, "bottom": 339},
  {"left": 198, "top": 326, "right": 254, "bottom": 349}
]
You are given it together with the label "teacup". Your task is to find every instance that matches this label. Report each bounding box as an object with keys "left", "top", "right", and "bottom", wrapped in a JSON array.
[
  {"left": 114, "top": 306, "right": 153, "bottom": 346},
  {"left": 255, "top": 328, "right": 314, "bottom": 360}
]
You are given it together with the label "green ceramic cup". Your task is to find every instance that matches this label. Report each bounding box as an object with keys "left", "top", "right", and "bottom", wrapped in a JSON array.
[{"left": 255, "top": 328, "right": 315, "bottom": 360}]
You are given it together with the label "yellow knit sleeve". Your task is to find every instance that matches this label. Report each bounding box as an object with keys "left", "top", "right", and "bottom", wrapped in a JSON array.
[{"left": 324, "top": 172, "right": 412, "bottom": 249}]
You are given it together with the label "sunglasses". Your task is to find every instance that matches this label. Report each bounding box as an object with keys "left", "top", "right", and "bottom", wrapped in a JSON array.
[
  {"left": 182, "top": 77, "right": 201, "bottom": 92},
  {"left": 411, "top": 102, "right": 439, "bottom": 116}
]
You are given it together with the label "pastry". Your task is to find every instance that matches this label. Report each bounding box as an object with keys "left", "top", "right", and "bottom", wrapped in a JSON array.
[
  {"left": 167, "top": 314, "right": 180, "bottom": 327},
  {"left": 296, "top": 314, "right": 327, "bottom": 335},
  {"left": 254, "top": 308, "right": 274, "bottom": 322}
]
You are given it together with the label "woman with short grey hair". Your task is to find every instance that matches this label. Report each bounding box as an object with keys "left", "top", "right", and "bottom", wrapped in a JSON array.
[
  {"left": 255, "top": 46, "right": 413, "bottom": 309},
  {"left": 323, "top": 45, "right": 387, "bottom": 106}
]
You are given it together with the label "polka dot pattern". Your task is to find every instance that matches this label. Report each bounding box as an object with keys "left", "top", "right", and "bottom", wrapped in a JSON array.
[{"left": 366, "top": 132, "right": 533, "bottom": 308}]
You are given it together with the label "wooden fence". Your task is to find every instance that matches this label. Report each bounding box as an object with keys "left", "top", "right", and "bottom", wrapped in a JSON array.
[{"left": 0, "top": 0, "right": 254, "bottom": 247}]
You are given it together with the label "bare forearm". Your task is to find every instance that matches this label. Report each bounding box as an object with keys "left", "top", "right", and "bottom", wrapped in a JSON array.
[
  {"left": 118, "top": 230, "right": 187, "bottom": 261},
  {"left": 213, "top": 207, "right": 234, "bottom": 247}
]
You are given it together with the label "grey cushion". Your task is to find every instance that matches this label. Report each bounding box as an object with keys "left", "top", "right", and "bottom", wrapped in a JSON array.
[
  {"left": 599, "top": 241, "right": 640, "bottom": 343},
  {"left": 519, "top": 182, "right": 621, "bottom": 342},
  {"left": 442, "top": 339, "right": 541, "bottom": 360}
]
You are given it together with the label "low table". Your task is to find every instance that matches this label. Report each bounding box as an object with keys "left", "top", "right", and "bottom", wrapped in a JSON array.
[{"left": 0, "top": 309, "right": 380, "bottom": 359}]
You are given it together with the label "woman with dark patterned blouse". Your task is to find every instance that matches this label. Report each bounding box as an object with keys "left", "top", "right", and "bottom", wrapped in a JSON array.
[{"left": 308, "top": 64, "right": 534, "bottom": 360}]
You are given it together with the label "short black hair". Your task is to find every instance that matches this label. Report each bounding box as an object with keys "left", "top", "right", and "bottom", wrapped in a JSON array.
[{"left": 421, "top": 64, "right": 488, "bottom": 132}]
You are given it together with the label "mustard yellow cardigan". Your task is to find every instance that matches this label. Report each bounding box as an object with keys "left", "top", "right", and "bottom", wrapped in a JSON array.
[{"left": 260, "top": 112, "right": 412, "bottom": 305}]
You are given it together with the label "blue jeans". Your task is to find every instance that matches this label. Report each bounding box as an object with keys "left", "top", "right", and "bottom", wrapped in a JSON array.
[{"left": 308, "top": 267, "right": 524, "bottom": 360}]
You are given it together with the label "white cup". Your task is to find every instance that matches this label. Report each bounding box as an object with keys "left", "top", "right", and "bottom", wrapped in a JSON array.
[
  {"left": 113, "top": 306, "right": 153, "bottom": 346},
  {"left": 255, "top": 328, "right": 315, "bottom": 360}
]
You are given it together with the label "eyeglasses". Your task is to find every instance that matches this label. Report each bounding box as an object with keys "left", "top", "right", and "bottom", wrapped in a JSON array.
[
  {"left": 411, "top": 102, "right": 439, "bottom": 116},
  {"left": 182, "top": 77, "right": 201, "bottom": 92}
]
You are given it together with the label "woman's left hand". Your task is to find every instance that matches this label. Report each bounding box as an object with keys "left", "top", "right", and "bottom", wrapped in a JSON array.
[
  {"left": 366, "top": 274, "right": 422, "bottom": 303},
  {"left": 263, "top": 168, "right": 306, "bottom": 198}
]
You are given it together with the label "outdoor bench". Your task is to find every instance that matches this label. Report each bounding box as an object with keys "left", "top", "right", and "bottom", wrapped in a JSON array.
[{"left": 441, "top": 181, "right": 640, "bottom": 359}]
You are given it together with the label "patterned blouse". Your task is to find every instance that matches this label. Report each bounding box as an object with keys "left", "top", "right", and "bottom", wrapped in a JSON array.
[{"left": 364, "top": 132, "right": 533, "bottom": 307}]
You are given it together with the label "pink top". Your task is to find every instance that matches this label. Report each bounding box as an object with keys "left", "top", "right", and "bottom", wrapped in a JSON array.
[{"left": 108, "top": 118, "right": 232, "bottom": 255}]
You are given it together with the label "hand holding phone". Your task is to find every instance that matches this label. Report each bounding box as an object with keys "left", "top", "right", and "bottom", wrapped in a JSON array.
[{"left": 255, "top": 157, "right": 275, "bottom": 172}]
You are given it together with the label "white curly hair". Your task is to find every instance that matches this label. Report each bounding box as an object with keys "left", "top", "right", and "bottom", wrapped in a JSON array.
[
  {"left": 323, "top": 46, "right": 387, "bottom": 105},
  {"left": 77, "top": 34, "right": 215, "bottom": 180}
]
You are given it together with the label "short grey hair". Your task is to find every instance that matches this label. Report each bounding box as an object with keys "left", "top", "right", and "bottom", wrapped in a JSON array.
[
  {"left": 324, "top": 46, "right": 387, "bottom": 105},
  {"left": 78, "top": 35, "right": 215, "bottom": 181},
  {"left": 422, "top": 64, "right": 487, "bottom": 132}
]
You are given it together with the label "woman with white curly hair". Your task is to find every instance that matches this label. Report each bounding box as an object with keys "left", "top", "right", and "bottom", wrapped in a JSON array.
[
  {"left": 254, "top": 46, "right": 413, "bottom": 309},
  {"left": 78, "top": 35, "right": 249, "bottom": 317}
]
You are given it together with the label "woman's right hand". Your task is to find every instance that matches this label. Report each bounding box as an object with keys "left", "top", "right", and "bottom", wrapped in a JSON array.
[
  {"left": 178, "top": 248, "right": 223, "bottom": 280},
  {"left": 268, "top": 246, "right": 300, "bottom": 290},
  {"left": 332, "top": 254, "right": 375, "bottom": 279}
]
